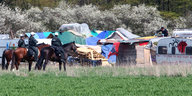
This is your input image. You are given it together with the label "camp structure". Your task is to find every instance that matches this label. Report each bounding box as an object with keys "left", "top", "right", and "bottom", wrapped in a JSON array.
[
  {"left": 25, "top": 32, "right": 54, "bottom": 39},
  {"left": 172, "top": 29, "right": 192, "bottom": 37},
  {"left": 0, "top": 34, "right": 9, "bottom": 39},
  {"left": 57, "top": 30, "right": 86, "bottom": 45},
  {"left": 59, "top": 23, "right": 91, "bottom": 37},
  {"left": 98, "top": 28, "right": 140, "bottom": 44},
  {"left": 75, "top": 45, "right": 110, "bottom": 66},
  {"left": 86, "top": 30, "right": 115, "bottom": 45},
  {"left": 116, "top": 39, "right": 150, "bottom": 65},
  {"left": 156, "top": 37, "right": 192, "bottom": 64}
]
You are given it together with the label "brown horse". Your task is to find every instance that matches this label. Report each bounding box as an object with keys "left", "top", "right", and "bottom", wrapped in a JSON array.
[
  {"left": 2, "top": 49, "right": 14, "bottom": 70},
  {"left": 36, "top": 42, "right": 78, "bottom": 71},
  {"left": 11, "top": 43, "right": 50, "bottom": 71}
]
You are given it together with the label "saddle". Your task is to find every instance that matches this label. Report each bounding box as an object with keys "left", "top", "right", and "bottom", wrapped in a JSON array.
[
  {"left": 27, "top": 47, "right": 40, "bottom": 57},
  {"left": 51, "top": 46, "right": 61, "bottom": 57}
]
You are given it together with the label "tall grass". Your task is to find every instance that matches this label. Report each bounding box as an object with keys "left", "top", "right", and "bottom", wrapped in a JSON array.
[{"left": 1, "top": 64, "right": 192, "bottom": 77}]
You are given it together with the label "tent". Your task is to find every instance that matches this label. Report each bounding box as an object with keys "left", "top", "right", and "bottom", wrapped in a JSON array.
[
  {"left": 25, "top": 32, "right": 54, "bottom": 39},
  {"left": 116, "top": 28, "right": 140, "bottom": 39},
  {"left": 86, "top": 30, "right": 115, "bottom": 46},
  {"left": 101, "top": 44, "right": 116, "bottom": 64},
  {"left": 58, "top": 31, "right": 86, "bottom": 45},
  {"left": 97, "top": 31, "right": 115, "bottom": 39},
  {"left": 0, "top": 34, "right": 9, "bottom": 39},
  {"left": 91, "top": 30, "right": 103, "bottom": 37},
  {"left": 86, "top": 37, "right": 100, "bottom": 45},
  {"left": 107, "top": 31, "right": 128, "bottom": 41},
  {"left": 59, "top": 23, "right": 91, "bottom": 37}
]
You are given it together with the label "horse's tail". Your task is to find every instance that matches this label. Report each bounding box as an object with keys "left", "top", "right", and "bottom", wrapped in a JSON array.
[
  {"left": 11, "top": 51, "right": 16, "bottom": 71},
  {"left": 36, "top": 48, "right": 45, "bottom": 70},
  {"left": 2, "top": 50, "right": 6, "bottom": 70}
]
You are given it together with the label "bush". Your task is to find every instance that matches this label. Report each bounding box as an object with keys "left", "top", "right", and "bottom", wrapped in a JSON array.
[{"left": 0, "top": 2, "right": 188, "bottom": 36}]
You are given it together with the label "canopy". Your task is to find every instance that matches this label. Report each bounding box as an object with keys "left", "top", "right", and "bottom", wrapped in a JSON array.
[
  {"left": 97, "top": 31, "right": 115, "bottom": 39},
  {"left": 59, "top": 23, "right": 91, "bottom": 37},
  {"left": 86, "top": 37, "right": 100, "bottom": 45},
  {"left": 116, "top": 28, "right": 140, "bottom": 39},
  {"left": 58, "top": 31, "right": 86, "bottom": 45},
  {"left": 0, "top": 34, "right": 9, "bottom": 39},
  {"left": 25, "top": 32, "right": 53, "bottom": 39}
]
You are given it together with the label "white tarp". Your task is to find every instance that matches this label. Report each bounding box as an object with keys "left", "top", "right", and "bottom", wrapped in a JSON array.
[
  {"left": 0, "top": 34, "right": 9, "bottom": 39},
  {"left": 116, "top": 28, "right": 140, "bottom": 39},
  {"left": 172, "top": 29, "right": 192, "bottom": 37},
  {"left": 59, "top": 23, "right": 91, "bottom": 37}
]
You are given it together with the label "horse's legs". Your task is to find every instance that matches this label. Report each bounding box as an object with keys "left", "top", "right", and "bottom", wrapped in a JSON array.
[
  {"left": 5, "top": 62, "right": 10, "bottom": 70},
  {"left": 59, "top": 61, "right": 62, "bottom": 71},
  {"left": 43, "top": 58, "right": 48, "bottom": 71},
  {"left": 63, "top": 60, "right": 66, "bottom": 71},
  {"left": 10, "top": 62, "right": 15, "bottom": 71},
  {"left": 28, "top": 61, "right": 32, "bottom": 71},
  {"left": 35, "top": 57, "right": 43, "bottom": 70},
  {"left": 15, "top": 60, "right": 20, "bottom": 70}
]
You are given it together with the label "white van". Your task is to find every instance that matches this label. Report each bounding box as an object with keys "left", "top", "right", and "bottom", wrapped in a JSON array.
[{"left": 156, "top": 37, "right": 192, "bottom": 64}]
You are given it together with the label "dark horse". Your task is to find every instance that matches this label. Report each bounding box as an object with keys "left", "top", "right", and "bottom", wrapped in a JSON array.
[
  {"left": 1, "top": 49, "right": 14, "bottom": 70},
  {"left": 11, "top": 43, "right": 50, "bottom": 71},
  {"left": 36, "top": 42, "right": 78, "bottom": 71}
]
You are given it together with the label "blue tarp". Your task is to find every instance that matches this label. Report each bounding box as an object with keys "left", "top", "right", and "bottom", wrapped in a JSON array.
[
  {"left": 101, "top": 44, "right": 116, "bottom": 64},
  {"left": 108, "top": 55, "right": 116, "bottom": 64},
  {"left": 25, "top": 32, "right": 54, "bottom": 39},
  {"left": 25, "top": 33, "right": 39, "bottom": 39},
  {"left": 101, "top": 44, "right": 113, "bottom": 58},
  {"left": 36, "top": 32, "right": 45, "bottom": 39},
  {"left": 97, "top": 31, "right": 115, "bottom": 39},
  {"left": 86, "top": 30, "right": 115, "bottom": 45},
  {"left": 86, "top": 37, "right": 100, "bottom": 46}
]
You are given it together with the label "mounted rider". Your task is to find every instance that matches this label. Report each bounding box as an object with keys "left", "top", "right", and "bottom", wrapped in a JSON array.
[
  {"left": 18, "top": 34, "right": 26, "bottom": 48},
  {"left": 29, "top": 32, "right": 38, "bottom": 61},
  {"left": 51, "top": 32, "right": 65, "bottom": 62}
]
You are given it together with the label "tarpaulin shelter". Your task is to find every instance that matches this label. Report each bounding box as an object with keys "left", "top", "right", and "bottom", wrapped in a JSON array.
[
  {"left": 91, "top": 30, "right": 105, "bottom": 37},
  {"left": 59, "top": 23, "right": 91, "bottom": 37},
  {"left": 116, "top": 28, "right": 140, "bottom": 39},
  {"left": 116, "top": 39, "right": 150, "bottom": 65},
  {"left": 86, "top": 30, "right": 115, "bottom": 46},
  {"left": 97, "top": 31, "right": 115, "bottom": 39},
  {"left": 58, "top": 31, "right": 86, "bottom": 45},
  {"left": 0, "top": 34, "right": 9, "bottom": 39},
  {"left": 101, "top": 44, "right": 116, "bottom": 64},
  {"left": 25, "top": 32, "right": 54, "bottom": 39},
  {"left": 107, "top": 31, "right": 128, "bottom": 41},
  {"left": 86, "top": 37, "right": 100, "bottom": 45}
]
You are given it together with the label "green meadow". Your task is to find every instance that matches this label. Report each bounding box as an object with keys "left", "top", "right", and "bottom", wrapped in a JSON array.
[{"left": 0, "top": 65, "right": 192, "bottom": 96}]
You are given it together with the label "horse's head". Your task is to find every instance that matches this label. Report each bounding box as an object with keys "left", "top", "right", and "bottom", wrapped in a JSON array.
[{"left": 71, "top": 42, "right": 78, "bottom": 53}]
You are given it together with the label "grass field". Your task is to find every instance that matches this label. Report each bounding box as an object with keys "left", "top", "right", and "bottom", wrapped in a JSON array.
[{"left": 1, "top": 64, "right": 192, "bottom": 96}]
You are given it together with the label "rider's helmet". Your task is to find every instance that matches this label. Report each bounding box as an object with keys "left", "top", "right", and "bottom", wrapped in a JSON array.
[
  {"left": 20, "top": 34, "right": 24, "bottom": 37},
  {"left": 30, "top": 32, "right": 35, "bottom": 36},
  {"left": 55, "top": 32, "right": 59, "bottom": 36}
]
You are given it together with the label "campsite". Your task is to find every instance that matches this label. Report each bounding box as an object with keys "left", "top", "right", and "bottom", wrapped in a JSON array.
[{"left": 1, "top": 0, "right": 192, "bottom": 95}]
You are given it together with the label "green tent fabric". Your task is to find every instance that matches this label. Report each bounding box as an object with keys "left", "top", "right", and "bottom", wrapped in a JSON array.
[
  {"left": 91, "top": 30, "right": 98, "bottom": 37},
  {"left": 43, "top": 32, "right": 52, "bottom": 37},
  {"left": 58, "top": 31, "right": 86, "bottom": 45}
]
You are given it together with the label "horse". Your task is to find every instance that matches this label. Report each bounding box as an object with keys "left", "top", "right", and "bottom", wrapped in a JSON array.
[
  {"left": 1, "top": 49, "right": 14, "bottom": 70},
  {"left": 11, "top": 43, "right": 50, "bottom": 71},
  {"left": 36, "top": 42, "right": 78, "bottom": 71}
]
